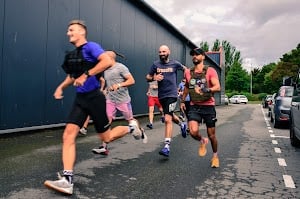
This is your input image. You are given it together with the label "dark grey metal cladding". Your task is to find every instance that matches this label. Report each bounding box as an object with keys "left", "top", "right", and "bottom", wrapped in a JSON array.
[{"left": 0, "top": 0, "right": 222, "bottom": 133}]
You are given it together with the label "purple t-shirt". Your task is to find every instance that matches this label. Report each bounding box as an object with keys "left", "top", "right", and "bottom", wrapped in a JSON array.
[
  {"left": 76, "top": 42, "right": 105, "bottom": 93},
  {"left": 148, "top": 60, "right": 184, "bottom": 99}
]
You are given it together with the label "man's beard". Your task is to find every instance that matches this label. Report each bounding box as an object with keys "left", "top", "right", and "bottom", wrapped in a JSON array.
[
  {"left": 159, "top": 54, "right": 169, "bottom": 63},
  {"left": 192, "top": 60, "right": 200, "bottom": 65},
  {"left": 192, "top": 58, "right": 202, "bottom": 65}
]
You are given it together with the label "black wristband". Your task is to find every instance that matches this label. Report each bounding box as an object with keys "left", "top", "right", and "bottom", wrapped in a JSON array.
[{"left": 84, "top": 70, "right": 90, "bottom": 77}]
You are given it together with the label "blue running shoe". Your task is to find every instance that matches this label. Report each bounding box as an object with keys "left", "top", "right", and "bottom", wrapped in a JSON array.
[
  {"left": 161, "top": 116, "right": 165, "bottom": 123},
  {"left": 180, "top": 123, "right": 187, "bottom": 138},
  {"left": 146, "top": 123, "right": 153, "bottom": 129},
  {"left": 159, "top": 147, "right": 169, "bottom": 157}
]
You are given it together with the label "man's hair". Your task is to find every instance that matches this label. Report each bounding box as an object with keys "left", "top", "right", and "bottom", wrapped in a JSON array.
[{"left": 68, "top": 19, "right": 87, "bottom": 31}]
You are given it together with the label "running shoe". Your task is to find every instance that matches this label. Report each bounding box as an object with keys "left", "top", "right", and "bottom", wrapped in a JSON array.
[
  {"left": 159, "top": 146, "right": 170, "bottom": 157},
  {"left": 186, "top": 128, "right": 190, "bottom": 135},
  {"left": 141, "top": 128, "right": 148, "bottom": 144},
  {"left": 129, "top": 119, "right": 142, "bottom": 140},
  {"left": 160, "top": 116, "right": 165, "bottom": 123},
  {"left": 44, "top": 173, "right": 73, "bottom": 195},
  {"left": 198, "top": 137, "right": 208, "bottom": 157},
  {"left": 146, "top": 123, "right": 153, "bottom": 129},
  {"left": 79, "top": 127, "right": 87, "bottom": 135},
  {"left": 180, "top": 123, "right": 187, "bottom": 138},
  {"left": 179, "top": 115, "right": 185, "bottom": 122},
  {"left": 211, "top": 156, "right": 220, "bottom": 168},
  {"left": 92, "top": 146, "right": 109, "bottom": 155}
]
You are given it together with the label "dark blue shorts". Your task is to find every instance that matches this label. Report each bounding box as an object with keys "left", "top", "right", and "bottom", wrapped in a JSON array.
[{"left": 188, "top": 105, "right": 217, "bottom": 128}]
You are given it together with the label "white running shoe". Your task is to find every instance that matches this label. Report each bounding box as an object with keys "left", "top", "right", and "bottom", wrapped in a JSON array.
[
  {"left": 44, "top": 173, "right": 73, "bottom": 195},
  {"left": 92, "top": 146, "right": 109, "bottom": 155},
  {"left": 141, "top": 128, "right": 148, "bottom": 144},
  {"left": 129, "top": 119, "right": 142, "bottom": 140},
  {"left": 79, "top": 127, "right": 87, "bottom": 135}
]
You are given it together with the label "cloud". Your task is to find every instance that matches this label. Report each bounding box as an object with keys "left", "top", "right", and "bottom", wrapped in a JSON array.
[{"left": 144, "top": 0, "right": 300, "bottom": 69}]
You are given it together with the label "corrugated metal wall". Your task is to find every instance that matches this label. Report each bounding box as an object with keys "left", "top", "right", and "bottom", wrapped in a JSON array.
[{"left": 0, "top": 0, "right": 221, "bottom": 133}]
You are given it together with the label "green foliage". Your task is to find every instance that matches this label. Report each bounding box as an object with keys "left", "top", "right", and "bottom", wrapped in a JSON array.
[
  {"left": 199, "top": 41, "right": 209, "bottom": 52},
  {"left": 258, "top": 93, "right": 269, "bottom": 100},
  {"left": 200, "top": 39, "right": 300, "bottom": 95},
  {"left": 212, "top": 39, "right": 220, "bottom": 51},
  {"left": 225, "top": 61, "right": 249, "bottom": 92}
]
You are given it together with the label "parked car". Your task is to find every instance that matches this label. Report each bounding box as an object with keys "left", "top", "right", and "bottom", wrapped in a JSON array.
[
  {"left": 262, "top": 95, "right": 273, "bottom": 108},
  {"left": 229, "top": 95, "right": 248, "bottom": 104},
  {"left": 290, "top": 69, "right": 300, "bottom": 147},
  {"left": 224, "top": 95, "right": 229, "bottom": 105},
  {"left": 269, "top": 86, "right": 294, "bottom": 128},
  {"left": 267, "top": 93, "right": 277, "bottom": 117}
]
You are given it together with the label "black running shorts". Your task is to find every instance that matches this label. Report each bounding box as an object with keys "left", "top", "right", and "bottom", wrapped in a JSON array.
[
  {"left": 67, "top": 90, "right": 110, "bottom": 133},
  {"left": 188, "top": 105, "right": 217, "bottom": 128}
]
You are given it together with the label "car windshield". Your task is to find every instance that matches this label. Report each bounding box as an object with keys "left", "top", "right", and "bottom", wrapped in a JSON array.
[{"left": 280, "top": 87, "right": 294, "bottom": 97}]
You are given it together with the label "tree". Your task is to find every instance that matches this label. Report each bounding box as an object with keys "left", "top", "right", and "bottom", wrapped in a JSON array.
[
  {"left": 264, "top": 71, "right": 280, "bottom": 94},
  {"left": 211, "top": 39, "right": 220, "bottom": 51},
  {"left": 221, "top": 40, "right": 242, "bottom": 76},
  {"left": 199, "top": 41, "right": 209, "bottom": 52},
  {"left": 225, "top": 61, "right": 249, "bottom": 92},
  {"left": 271, "top": 61, "right": 299, "bottom": 85}
]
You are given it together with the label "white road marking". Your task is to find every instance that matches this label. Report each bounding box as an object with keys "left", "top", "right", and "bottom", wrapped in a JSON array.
[
  {"left": 277, "top": 158, "right": 287, "bottom": 166},
  {"left": 272, "top": 140, "right": 278, "bottom": 144},
  {"left": 260, "top": 106, "right": 296, "bottom": 189},
  {"left": 267, "top": 126, "right": 272, "bottom": 130},
  {"left": 274, "top": 147, "right": 281, "bottom": 153},
  {"left": 283, "top": 175, "right": 296, "bottom": 188}
]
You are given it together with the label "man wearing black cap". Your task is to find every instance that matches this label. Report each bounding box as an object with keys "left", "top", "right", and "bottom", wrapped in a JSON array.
[{"left": 180, "top": 47, "right": 221, "bottom": 168}]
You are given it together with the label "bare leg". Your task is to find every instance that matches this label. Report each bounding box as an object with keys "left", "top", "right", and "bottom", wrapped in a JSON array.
[
  {"left": 164, "top": 114, "right": 173, "bottom": 138},
  {"left": 83, "top": 116, "right": 89, "bottom": 128},
  {"left": 62, "top": 124, "right": 80, "bottom": 171},
  {"left": 207, "top": 127, "right": 217, "bottom": 153},
  {"left": 188, "top": 121, "right": 201, "bottom": 140},
  {"left": 99, "top": 126, "right": 130, "bottom": 143},
  {"left": 148, "top": 106, "right": 154, "bottom": 124}
]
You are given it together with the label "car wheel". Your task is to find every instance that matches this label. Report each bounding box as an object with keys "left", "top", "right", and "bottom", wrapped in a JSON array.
[
  {"left": 290, "top": 117, "right": 300, "bottom": 147},
  {"left": 270, "top": 113, "right": 274, "bottom": 123},
  {"left": 274, "top": 117, "right": 280, "bottom": 128}
]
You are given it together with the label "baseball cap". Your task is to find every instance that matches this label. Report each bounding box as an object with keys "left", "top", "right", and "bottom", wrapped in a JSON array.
[{"left": 190, "top": 48, "right": 205, "bottom": 56}]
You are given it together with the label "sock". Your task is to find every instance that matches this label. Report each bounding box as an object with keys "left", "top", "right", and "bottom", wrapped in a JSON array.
[
  {"left": 102, "top": 142, "right": 107, "bottom": 148},
  {"left": 213, "top": 152, "right": 218, "bottom": 157},
  {"left": 129, "top": 126, "right": 134, "bottom": 133},
  {"left": 63, "top": 170, "right": 73, "bottom": 184},
  {"left": 164, "top": 138, "right": 171, "bottom": 149}
]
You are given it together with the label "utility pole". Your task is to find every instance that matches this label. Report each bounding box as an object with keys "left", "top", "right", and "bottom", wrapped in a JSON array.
[
  {"left": 250, "top": 70, "right": 252, "bottom": 95},
  {"left": 250, "top": 64, "right": 252, "bottom": 95}
]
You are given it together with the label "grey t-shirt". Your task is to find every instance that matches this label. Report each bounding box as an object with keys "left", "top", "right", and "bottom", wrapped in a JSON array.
[
  {"left": 104, "top": 62, "right": 131, "bottom": 103},
  {"left": 148, "top": 81, "right": 159, "bottom": 97}
]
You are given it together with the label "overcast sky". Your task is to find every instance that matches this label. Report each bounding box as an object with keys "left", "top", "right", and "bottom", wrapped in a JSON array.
[{"left": 144, "top": 0, "right": 300, "bottom": 71}]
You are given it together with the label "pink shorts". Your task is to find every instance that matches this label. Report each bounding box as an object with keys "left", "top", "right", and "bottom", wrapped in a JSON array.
[
  {"left": 106, "top": 99, "right": 133, "bottom": 121},
  {"left": 148, "top": 96, "right": 162, "bottom": 108}
]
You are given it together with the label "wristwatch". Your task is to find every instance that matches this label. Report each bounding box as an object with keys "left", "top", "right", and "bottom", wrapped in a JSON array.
[{"left": 84, "top": 70, "right": 90, "bottom": 77}]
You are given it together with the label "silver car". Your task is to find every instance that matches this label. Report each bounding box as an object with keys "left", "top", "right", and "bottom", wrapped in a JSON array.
[{"left": 269, "top": 86, "right": 294, "bottom": 128}]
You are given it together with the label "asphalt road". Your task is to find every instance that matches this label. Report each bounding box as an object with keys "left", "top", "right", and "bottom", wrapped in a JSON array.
[{"left": 1, "top": 104, "right": 300, "bottom": 199}]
